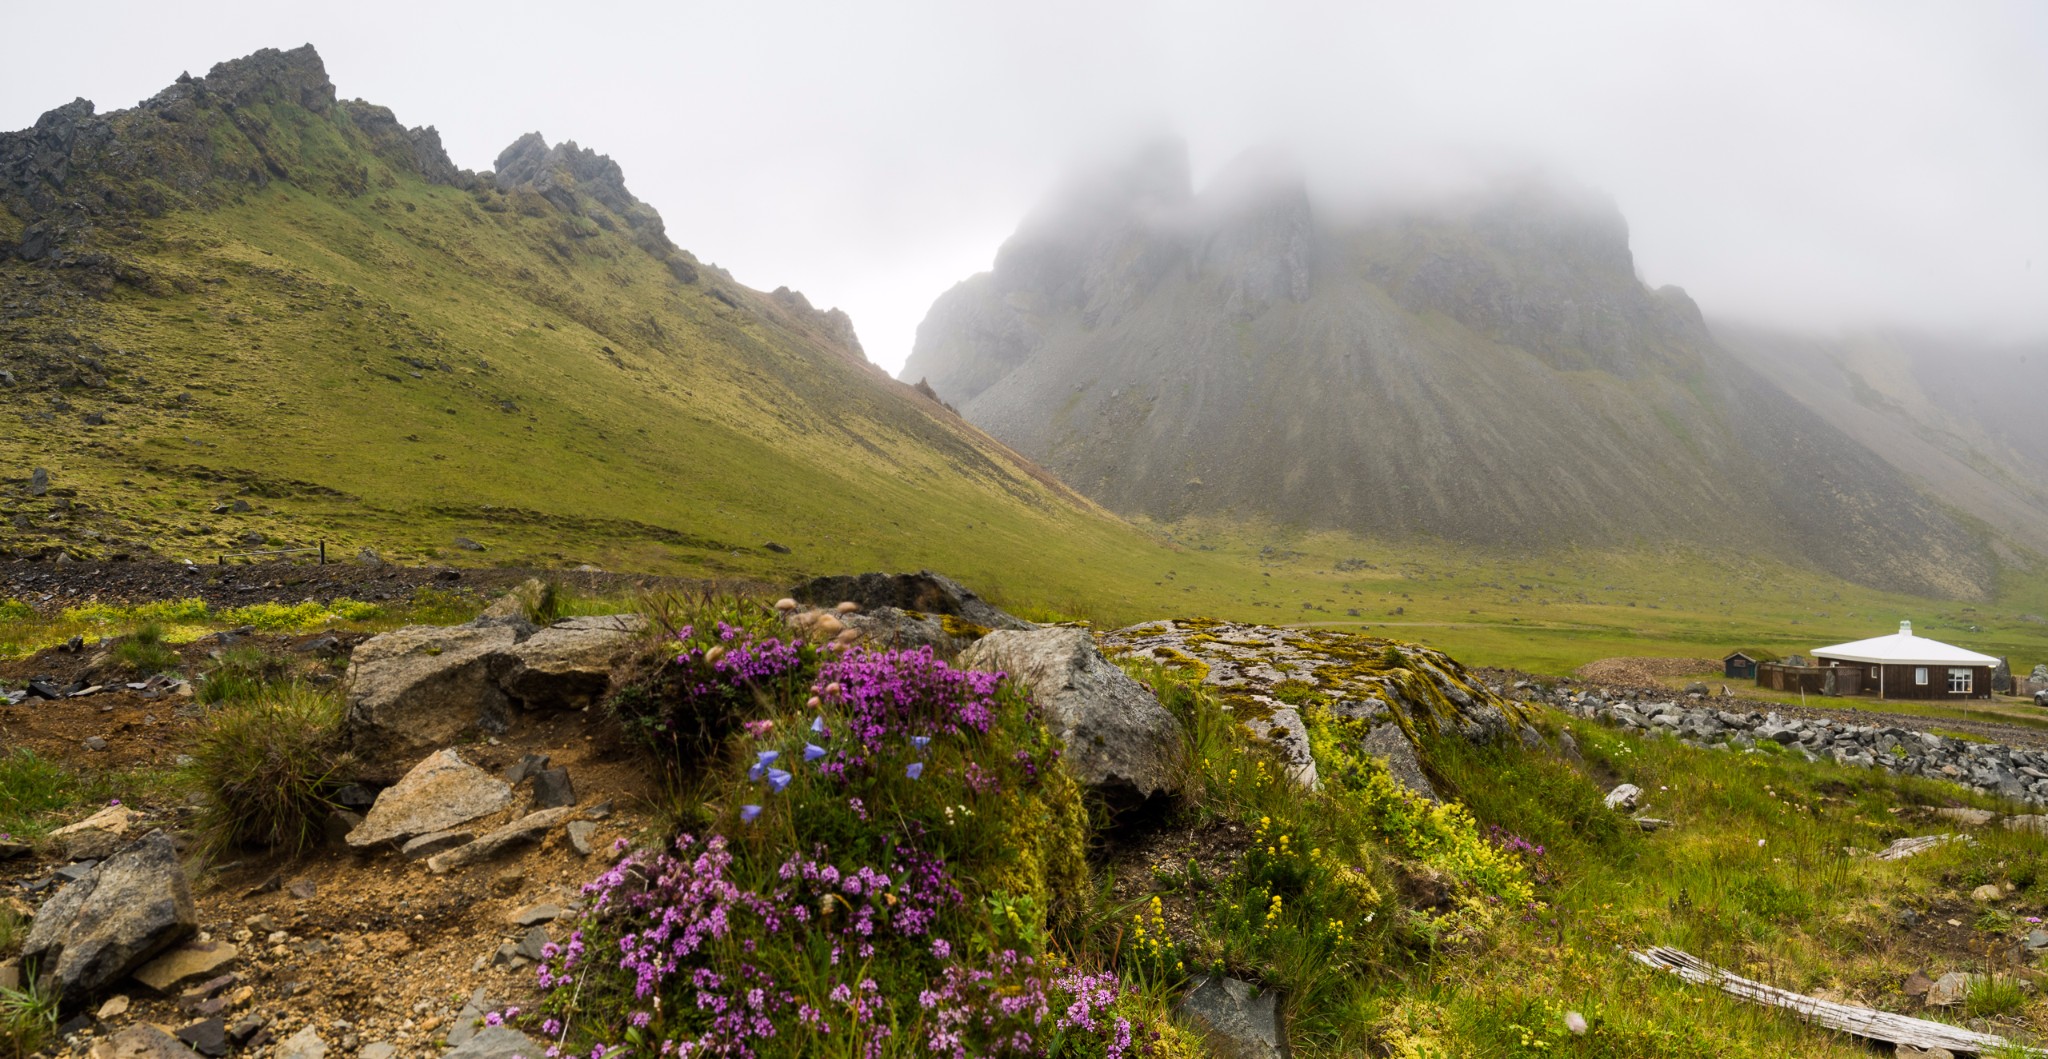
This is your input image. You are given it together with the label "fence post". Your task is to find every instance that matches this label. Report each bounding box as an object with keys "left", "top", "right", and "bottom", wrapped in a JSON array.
[{"left": 319, "top": 541, "right": 326, "bottom": 565}]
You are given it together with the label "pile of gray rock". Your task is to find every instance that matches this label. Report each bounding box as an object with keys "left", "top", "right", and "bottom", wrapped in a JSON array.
[{"left": 1552, "top": 690, "right": 2048, "bottom": 805}]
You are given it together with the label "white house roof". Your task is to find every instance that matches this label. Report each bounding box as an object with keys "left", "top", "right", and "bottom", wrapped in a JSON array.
[{"left": 1812, "top": 621, "right": 1999, "bottom": 667}]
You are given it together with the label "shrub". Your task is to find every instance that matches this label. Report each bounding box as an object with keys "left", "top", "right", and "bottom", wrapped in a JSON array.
[
  {"left": 536, "top": 632, "right": 1144, "bottom": 1059},
  {"left": 111, "top": 624, "right": 180, "bottom": 676},
  {"left": 187, "top": 684, "right": 347, "bottom": 855}
]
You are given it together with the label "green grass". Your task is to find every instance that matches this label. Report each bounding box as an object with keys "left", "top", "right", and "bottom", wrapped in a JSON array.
[
  {"left": 1378, "top": 712, "right": 2048, "bottom": 1054},
  {"left": 0, "top": 749, "right": 177, "bottom": 843},
  {"left": 110, "top": 623, "right": 180, "bottom": 676}
]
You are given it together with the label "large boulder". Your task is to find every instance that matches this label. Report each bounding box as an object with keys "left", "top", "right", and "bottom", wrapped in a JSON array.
[
  {"left": 22, "top": 830, "right": 197, "bottom": 1005},
  {"left": 347, "top": 750, "right": 512, "bottom": 848},
  {"left": 790, "top": 571, "right": 1034, "bottom": 632},
  {"left": 2029, "top": 663, "right": 2048, "bottom": 694},
  {"left": 958, "top": 627, "right": 1185, "bottom": 799},
  {"left": 1175, "top": 976, "right": 1288, "bottom": 1059},
  {"left": 501, "top": 615, "right": 647, "bottom": 710},
  {"left": 343, "top": 623, "right": 523, "bottom": 780}
]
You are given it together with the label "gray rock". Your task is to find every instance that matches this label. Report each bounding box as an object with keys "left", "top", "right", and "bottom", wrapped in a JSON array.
[
  {"left": 1933, "top": 807, "right": 1997, "bottom": 827},
  {"left": 445, "top": 1025, "right": 549, "bottom": 1059},
  {"left": 510, "top": 903, "right": 562, "bottom": 927},
  {"left": 789, "top": 570, "right": 1034, "bottom": 631},
  {"left": 354, "top": 548, "right": 384, "bottom": 567},
  {"left": 500, "top": 615, "right": 647, "bottom": 710},
  {"left": 426, "top": 807, "right": 577, "bottom": 874},
  {"left": 2024, "top": 929, "right": 2048, "bottom": 952},
  {"left": 452, "top": 536, "right": 486, "bottom": 551},
  {"left": 1604, "top": 784, "right": 1642, "bottom": 812},
  {"left": 84, "top": 1024, "right": 204, "bottom": 1058},
  {"left": 359, "top": 1045, "right": 397, "bottom": 1059},
  {"left": 2030, "top": 664, "right": 2048, "bottom": 694},
  {"left": 530, "top": 767, "right": 576, "bottom": 808},
  {"left": 1360, "top": 722, "right": 1438, "bottom": 801},
  {"left": 22, "top": 830, "right": 197, "bottom": 1004},
  {"left": 566, "top": 819, "right": 598, "bottom": 855},
  {"left": 1174, "top": 976, "right": 1288, "bottom": 1059},
  {"left": 447, "top": 989, "right": 494, "bottom": 1047},
  {"left": 28, "top": 467, "right": 48, "bottom": 496},
  {"left": 347, "top": 749, "right": 512, "bottom": 848},
  {"left": 958, "top": 627, "right": 1185, "bottom": 799},
  {"left": 515, "top": 925, "right": 550, "bottom": 961},
  {"left": 175, "top": 1017, "right": 229, "bottom": 1057},
  {"left": 1926, "top": 971, "right": 1971, "bottom": 1007},
  {"left": 400, "top": 830, "right": 476, "bottom": 861},
  {"left": 273, "top": 1025, "right": 327, "bottom": 1059},
  {"left": 343, "top": 624, "right": 523, "bottom": 780}
]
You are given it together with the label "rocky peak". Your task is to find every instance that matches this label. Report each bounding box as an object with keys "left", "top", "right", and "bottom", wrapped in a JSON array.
[
  {"left": 1191, "top": 146, "right": 1315, "bottom": 315},
  {"left": 991, "top": 136, "right": 1193, "bottom": 303},
  {"left": 493, "top": 133, "right": 672, "bottom": 252},
  {"left": 193, "top": 44, "right": 337, "bottom": 114}
]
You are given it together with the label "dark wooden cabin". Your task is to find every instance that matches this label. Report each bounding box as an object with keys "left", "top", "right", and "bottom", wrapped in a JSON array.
[{"left": 1723, "top": 652, "right": 1759, "bottom": 680}]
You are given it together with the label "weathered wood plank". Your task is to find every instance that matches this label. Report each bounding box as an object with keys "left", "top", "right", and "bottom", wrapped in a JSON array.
[{"left": 1631, "top": 946, "right": 2039, "bottom": 1054}]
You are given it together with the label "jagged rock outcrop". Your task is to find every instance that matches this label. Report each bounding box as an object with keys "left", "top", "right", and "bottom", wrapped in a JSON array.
[{"left": 904, "top": 137, "right": 2002, "bottom": 599}]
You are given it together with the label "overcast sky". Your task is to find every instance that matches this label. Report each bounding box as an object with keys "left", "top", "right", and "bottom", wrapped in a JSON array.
[{"left": 4, "top": 1, "right": 2044, "bottom": 372}]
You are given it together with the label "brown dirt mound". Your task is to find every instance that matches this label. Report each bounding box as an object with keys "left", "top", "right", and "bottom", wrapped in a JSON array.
[{"left": 1574, "top": 657, "right": 1720, "bottom": 685}]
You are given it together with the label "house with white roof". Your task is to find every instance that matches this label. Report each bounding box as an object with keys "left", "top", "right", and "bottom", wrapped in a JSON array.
[{"left": 1811, "top": 621, "right": 1998, "bottom": 701}]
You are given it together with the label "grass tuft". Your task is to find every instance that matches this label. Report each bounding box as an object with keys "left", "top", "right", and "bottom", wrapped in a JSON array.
[
  {"left": 111, "top": 623, "right": 180, "bottom": 676},
  {"left": 187, "top": 684, "right": 348, "bottom": 856},
  {"left": 0, "top": 975, "right": 57, "bottom": 1059}
]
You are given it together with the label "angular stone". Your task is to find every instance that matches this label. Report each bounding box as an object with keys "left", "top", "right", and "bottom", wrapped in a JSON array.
[
  {"left": 22, "top": 830, "right": 197, "bottom": 1004},
  {"left": 1971, "top": 883, "right": 2003, "bottom": 902},
  {"left": 445, "top": 1025, "right": 550, "bottom": 1059},
  {"left": 1360, "top": 722, "right": 1438, "bottom": 801},
  {"left": 359, "top": 1045, "right": 398, "bottom": 1059},
  {"left": 1934, "top": 807, "right": 1997, "bottom": 827},
  {"left": 1926, "top": 971, "right": 1971, "bottom": 1007},
  {"left": 510, "top": 903, "right": 561, "bottom": 927},
  {"left": 566, "top": 820, "right": 598, "bottom": 856},
  {"left": 275, "top": 1025, "right": 328, "bottom": 1059},
  {"left": 530, "top": 766, "right": 576, "bottom": 808},
  {"left": 500, "top": 615, "right": 647, "bottom": 710},
  {"left": 426, "top": 807, "right": 577, "bottom": 874},
  {"left": 1175, "top": 976, "right": 1287, "bottom": 1059},
  {"left": 1604, "top": 784, "right": 1642, "bottom": 812},
  {"left": 516, "top": 924, "right": 550, "bottom": 961},
  {"left": 343, "top": 623, "right": 524, "bottom": 780},
  {"left": 133, "top": 939, "right": 240, "bottom": 993},
  {"left": 348, "top": 749, "right": 511, "bottom": 848},
  {"left": 400, "top": 830, "right": 476, "bottom": 861},
  {"left": 958, "top": 627, "right": 1185, "bottom": 799},
  {"left": 176, "top": 1017, "right": 230, "bottom": 1058},
  {"left": 789, "top": 571, "right": 1034, "bottom": 632},
  {"left": 50, "top": 803, "right": 142, "bottom": 861},
  {"left": 87, "top": 1025, "right": 205, "bottom": 1059}
]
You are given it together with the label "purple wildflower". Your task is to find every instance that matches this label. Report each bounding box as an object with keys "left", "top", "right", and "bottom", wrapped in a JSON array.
[
  {"left": 905, "top": 762, "right": 924, "bottom": 781},
  {"left": 766, "top": 768, "right": 793, "bottom": 794},
  {"left": 803, "top": 743, "right": 827, "bottom": 762},
  {"left": 740, "top": 804, "right": 763, "bottom": 823}
]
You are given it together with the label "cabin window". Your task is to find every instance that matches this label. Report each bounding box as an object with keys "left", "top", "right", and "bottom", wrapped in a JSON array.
[
  {"left": 1870, "top": 667, "right": 1879, "bottom": 679},
  {"left": 1949, "top": 668, "right": 1973, "bottom": 694},
  {"left": 1915, "top": 667, "right": 1928, "bottom": 685}
]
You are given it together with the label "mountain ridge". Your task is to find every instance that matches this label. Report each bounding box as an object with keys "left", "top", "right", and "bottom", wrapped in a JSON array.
[
  {"left": 0, "top": 44, "right": 1164, "bottom": 615},
  {"left": 904, "top": 138, "right": 2010, "bottom": 600}
]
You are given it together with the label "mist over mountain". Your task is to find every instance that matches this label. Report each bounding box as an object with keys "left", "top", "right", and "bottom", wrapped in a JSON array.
[{"left": 904, "top": 137, "right": 2010, "bottom": 599}]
